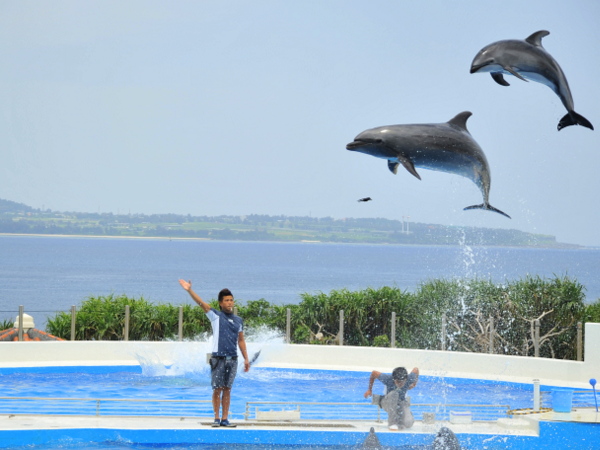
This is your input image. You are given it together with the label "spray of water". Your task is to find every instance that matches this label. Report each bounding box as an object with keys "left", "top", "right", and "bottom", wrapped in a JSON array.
[
  {"left": 458, "top": 229, "right": 476, "bottom": 279},
  {"left": 132, "top": 327, "right": 287, "bottom": 378}
]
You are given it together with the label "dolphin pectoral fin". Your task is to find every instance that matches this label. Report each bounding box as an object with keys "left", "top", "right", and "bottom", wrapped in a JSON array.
[
  {"left": 491, "top": 73, "right": 510, "bottom": 86},
  {"left": 558, "top": 111, "right": 594, "bottom": 131},
  {"left": 387, "top": 160, "right": 399, "bottom": 174},
  {"left": 398, "top": 157, "right": 421, "bottom": 180},
  {"left": 504, "top": 67, "right": 528, "bottom": 82},
  {"left": 464, "top": 203, "right": 511, "bottom": 219}
]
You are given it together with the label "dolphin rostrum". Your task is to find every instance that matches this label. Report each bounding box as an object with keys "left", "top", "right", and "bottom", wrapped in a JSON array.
[
  {"left": 346, "top": 111, "right": 510, "bottom": 219},
  {"left": 470, "top": 30, "right": 593, "bottom": 131}
]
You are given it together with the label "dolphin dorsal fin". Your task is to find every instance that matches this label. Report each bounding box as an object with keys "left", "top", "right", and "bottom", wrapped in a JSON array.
[
  {"left": 448, "top": 111, "right": 472, "bottom": 131},
  {"left": 525, "top": 30, "right": 550, "bottom": 47}
]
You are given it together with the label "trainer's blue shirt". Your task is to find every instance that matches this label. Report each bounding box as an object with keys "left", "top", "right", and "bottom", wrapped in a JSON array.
[
  {"left": 206, "top": 308, "right": 243, "bottom": 357},
  {"left": 378, "top": 372, "right": 418, "bottom": 401}
]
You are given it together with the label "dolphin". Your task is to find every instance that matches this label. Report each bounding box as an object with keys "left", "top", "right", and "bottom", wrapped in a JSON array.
[
  {"left": 346, "top": 111, "right": 510, "bottom": 219},
  {"left": 249, "top": 350, "right": 261, "bottom": 365},
  {"left": 432, "top": 426, "right": 461, "bottom": 450},
  {"left": 361, "top": 427, "right": 383, "bottom": 449},
  {"left": 470, "top": 30, "right": 593, "bottom": 131}
]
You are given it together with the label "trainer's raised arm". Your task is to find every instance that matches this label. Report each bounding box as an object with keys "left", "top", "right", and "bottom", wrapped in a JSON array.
[{"left": 179, "top": 279, "right": 211, "bottom": 312}]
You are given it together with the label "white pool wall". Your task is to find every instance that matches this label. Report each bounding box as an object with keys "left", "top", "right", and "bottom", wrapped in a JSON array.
[{"left": 1, "top": 323, "right": 598, "bottom": 389}]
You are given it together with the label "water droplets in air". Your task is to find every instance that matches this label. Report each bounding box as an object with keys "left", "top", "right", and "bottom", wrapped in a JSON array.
[{"left": 133, "top": 327, "right": 287, "bottom": 378}]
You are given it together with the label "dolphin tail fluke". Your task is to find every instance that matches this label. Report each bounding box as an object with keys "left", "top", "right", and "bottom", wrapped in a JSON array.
[
  {"left": 558, "top": 111, "right": 594, "bottom": 131},
  {"left": 464, "top": 203, "right": 511, "bottom": 219}
]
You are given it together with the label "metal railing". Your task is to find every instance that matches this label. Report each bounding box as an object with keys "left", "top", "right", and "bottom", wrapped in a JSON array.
[
  {"left": 9, "top": 393, "right": 597, "bottom": 422},
  {"left": 245, "top": 401, "right": 511, "bottom": 422},
  {"left": 541, "top": 390, "right": 598, "bottom": 409},
  {"left": 0, "top": 396, "right": 512, "bottom": 422},
  {"left": 245, "top": 401, "right": 383, "bottom": 422},
  {"left": 0, "top": 396, "right": 212, "bottom": 417}
]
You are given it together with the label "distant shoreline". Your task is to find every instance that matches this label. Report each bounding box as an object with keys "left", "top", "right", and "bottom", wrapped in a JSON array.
[
  {"left": 0, "top": 232, "right": 589, "bottom": 249},
  {"left": 0, "top": 233, "right": 212, "bottom": 242},
  {"left": 1, "top": 198, "right": 586, "bottom": 248}
]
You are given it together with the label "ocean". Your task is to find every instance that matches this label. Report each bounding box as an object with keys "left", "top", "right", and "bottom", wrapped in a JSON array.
[{"left": 1, "top": 235, "right": 599, "bottom": 329}]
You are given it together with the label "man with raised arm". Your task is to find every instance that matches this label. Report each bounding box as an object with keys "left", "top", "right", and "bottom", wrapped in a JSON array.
[
  {"left": 179, "top": 279, "right": 250, "bottom": 428},
  {"left": 364, "top": 366, "right": 419, "bottom": 430}
]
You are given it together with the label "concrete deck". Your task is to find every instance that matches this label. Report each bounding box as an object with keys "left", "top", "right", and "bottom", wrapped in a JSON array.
[{"left": 0, "top": 409, "right": 598, "bottom": 448}]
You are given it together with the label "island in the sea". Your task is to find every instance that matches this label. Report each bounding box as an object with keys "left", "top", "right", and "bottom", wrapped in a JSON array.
[{"left": 0, "top": 198, "right": 577, "bottom": 248}]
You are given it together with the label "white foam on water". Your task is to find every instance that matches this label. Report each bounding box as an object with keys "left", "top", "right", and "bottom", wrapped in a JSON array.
[
  {"left": 131, "top": 327, "right": 288, "bottom": 378},
  {"left": 243, "top": 325, "right": 288, "bottom": 368}
]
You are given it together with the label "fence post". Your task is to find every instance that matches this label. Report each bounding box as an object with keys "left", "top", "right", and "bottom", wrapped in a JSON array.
[
  {"left": 286, "top": 308, "right": 291, "bottom": 344},
  {"left": 534, "top": 319, "right": 540, "bottom": 357},
  {"left": 488, "top": 316, "right": 494, "bottom": 354},
  {"left": 338, "top": 310, "right": 344, "bottom": 346},
  {"left": 391, "top": 312, "right": 396, "bottom": 348},
  {"left": 124, "top": 305, "right": 130, "bottom": 341},
  {"left": 533, "top": 379, "right": 541, "bottom": 411},
  {"left": 577, "top": 322, "right": 582, "bottom": 361},
  {"left": 441, "top": 313, "right": 446, "bottom": 351},
  {"left": 18, "top": 305, "right": 24, "bottom": 341},
  {"left": 70, "top": 305, "right": 76, "bottom": 341},
  {"left": 178, "top": 306, "right": 184, "bottom": 341}
]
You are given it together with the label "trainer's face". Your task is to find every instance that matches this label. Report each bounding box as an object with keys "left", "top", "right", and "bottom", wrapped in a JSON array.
[
  {"left": 394, "top": 379, "right": 406, "bottom": 388},
  {"left": 220, "top": 295, "right": 235, "bottom": 313}
]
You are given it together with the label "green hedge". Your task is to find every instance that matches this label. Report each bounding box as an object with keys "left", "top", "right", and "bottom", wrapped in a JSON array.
[
  {"left": 45, "top": 276, "right": 597, "bottom": 360},
  {"left": 47, "top": 294, "right": 211, "bottom": 341}
]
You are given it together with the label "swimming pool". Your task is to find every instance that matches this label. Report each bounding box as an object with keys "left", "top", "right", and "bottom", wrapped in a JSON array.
[
  {"left": 0, "top": 364, "right": 547, "bottom": 419},
  {"left": 1, "top": 367, "right": 598, "bottom": 449},
  {"left": 2, "top": 332, "right": 600, "bottom": 450}
]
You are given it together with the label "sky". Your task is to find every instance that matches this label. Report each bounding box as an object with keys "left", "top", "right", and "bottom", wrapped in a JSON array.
[{"left": 0, "top": 1, "right": 599, "bottom": 246}]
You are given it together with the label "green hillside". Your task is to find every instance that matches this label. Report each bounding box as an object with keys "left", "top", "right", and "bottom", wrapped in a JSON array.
[{"left": 0, "top": 198, "right": 575, "bottom": 248}]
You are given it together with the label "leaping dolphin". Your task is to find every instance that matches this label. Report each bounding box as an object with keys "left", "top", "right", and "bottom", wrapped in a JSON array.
[
  {"left": 346, "top": 112, "right": 510, "bottom": 219},
  {"left": 470, "top": 30, "right": 593, "bottom": 131}
]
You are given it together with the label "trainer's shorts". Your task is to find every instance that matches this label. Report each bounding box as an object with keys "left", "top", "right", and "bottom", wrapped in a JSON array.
[{"left": 210, "top": 357, "right": 238, "bottom": 389}]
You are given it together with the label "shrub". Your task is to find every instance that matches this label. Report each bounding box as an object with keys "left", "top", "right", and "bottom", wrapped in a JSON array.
[
  {"left": 46, "top": 294, "right": 211, "bottom": 340},
  {"left": 373, "top": 335, "right": 390, "bottom": 347},
  {"left": 43, "top": 276, "right": 586, "bottom": 360}
]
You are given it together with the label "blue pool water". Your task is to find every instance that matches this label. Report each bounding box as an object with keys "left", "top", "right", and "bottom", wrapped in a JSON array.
[
  {"left": 0, "top": 363, "right": 596, "bottom": 450},
  {"left": 0, "top": 365, "right": 542, "bottom": 418},
  {"left": 8, "top": 445, "right": 423, "bottom": 450},
  {"left": 7, "top": 443, "right": 425, "bottom": 450}
]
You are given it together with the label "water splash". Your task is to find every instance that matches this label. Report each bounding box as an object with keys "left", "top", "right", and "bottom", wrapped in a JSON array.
[
  {"left": 132, "top": 327, "right": 287, "bottom": 378},
  {"left": 457, "top": 229, "right": 476, "bottom": 278},
  {"left": 244, "top": 325, "right": 287, "bottom": 367}
]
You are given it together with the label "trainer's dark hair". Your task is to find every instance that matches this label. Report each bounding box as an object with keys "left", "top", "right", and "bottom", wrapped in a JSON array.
[
  {"left": 392, "top": 367, "right": 408, "bottom": 381},
  {"left": 218, "top": 288, "right": 233, "bottom": 303}
]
